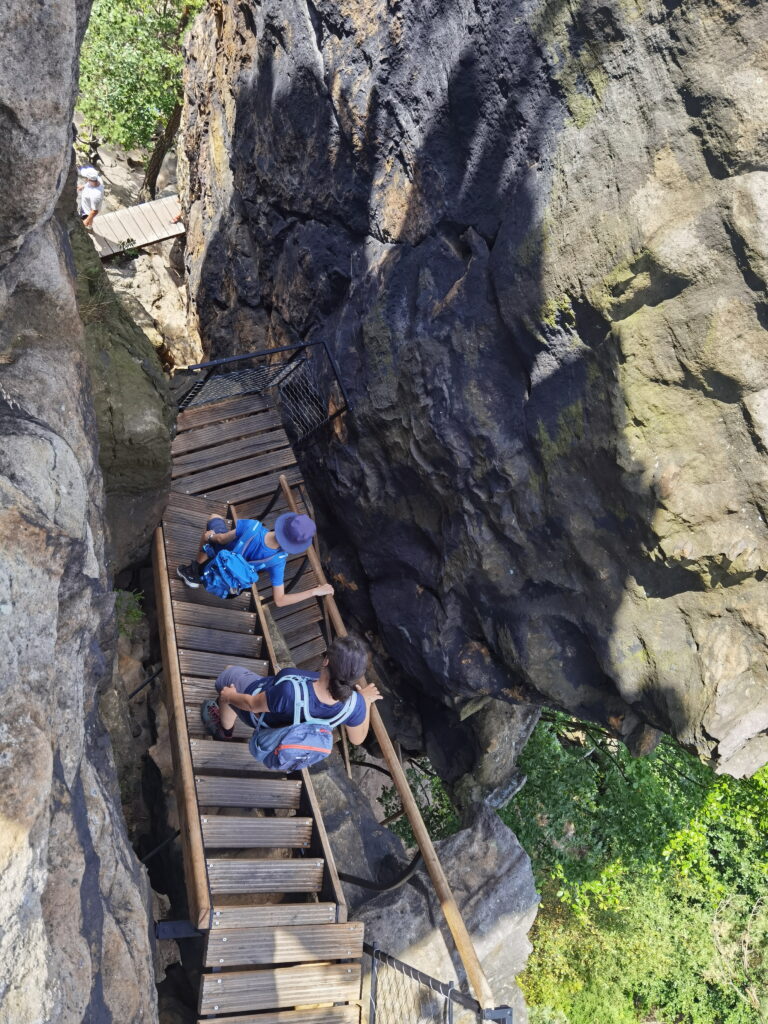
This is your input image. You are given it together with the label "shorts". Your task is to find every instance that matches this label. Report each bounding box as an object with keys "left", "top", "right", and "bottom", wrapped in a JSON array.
[{"left": 215, "top": 665, "right": 268, "bottom": 728}]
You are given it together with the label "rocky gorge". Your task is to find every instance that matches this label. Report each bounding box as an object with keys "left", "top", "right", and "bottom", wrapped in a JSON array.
[
  {"left": 180, "top": 0, "right": 768, "bottom": 786},
  {"left": 3, "top": 0, "right": 768, "bottom": 1018}
]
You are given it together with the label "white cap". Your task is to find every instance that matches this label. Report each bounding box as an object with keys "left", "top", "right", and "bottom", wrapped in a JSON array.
[{"left": 79, "top": 165, "right": 101, "bottom": 183}]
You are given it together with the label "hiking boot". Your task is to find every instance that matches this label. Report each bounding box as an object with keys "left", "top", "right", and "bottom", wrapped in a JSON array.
[
  {"left": 201, "top": 699, "right": 234, "bottom": 741},
  {"left": 177, "top": 561, "right": 201, "bottom": 588}
]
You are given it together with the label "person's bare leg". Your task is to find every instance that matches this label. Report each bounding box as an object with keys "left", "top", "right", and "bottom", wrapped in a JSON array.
[{"left": 218, "top": 700, "right": 237, "bottom": 731}]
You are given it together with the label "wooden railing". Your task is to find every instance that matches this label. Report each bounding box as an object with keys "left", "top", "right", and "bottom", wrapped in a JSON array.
[{"left": 279, "top": 475, "right": 496, "bottom": 1010}]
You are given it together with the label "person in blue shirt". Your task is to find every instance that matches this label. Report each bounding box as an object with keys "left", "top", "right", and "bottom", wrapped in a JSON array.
[
  {"left": 177, "top": 511, "right": 334, "bottom": 607},
  {"left": 201, "top": 634, "right": 382, "bottom": 744}
]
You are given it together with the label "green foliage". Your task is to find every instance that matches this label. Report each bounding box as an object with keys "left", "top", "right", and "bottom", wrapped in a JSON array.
[
  {"left": 78, "top": 0, "right": 200, "bottom": 149},
  {"left": 378, "top": 757, "right": 461, "bottom": 847},
  {"left": 115, "top": 589, "right": 144, "bottom": 638},
  {"left": 504, "top": 711, "right": 768, "bottom": 1023}
]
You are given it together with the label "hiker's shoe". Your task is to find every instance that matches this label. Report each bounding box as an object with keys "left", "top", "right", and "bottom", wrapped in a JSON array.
[
  {"left": 201, "top": 699, "right": 233, "bottom": 741},
  {"left": 177, "top": 561, "right": 201, "bottom": 588}
]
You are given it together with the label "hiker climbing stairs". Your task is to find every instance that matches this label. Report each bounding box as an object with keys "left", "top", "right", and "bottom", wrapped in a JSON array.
[{"left": 153, "top": 385, "right": 363, "bottom": 1022}]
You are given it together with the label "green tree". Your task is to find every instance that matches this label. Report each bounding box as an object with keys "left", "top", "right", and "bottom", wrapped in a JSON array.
[
  {"left": 77, "top": 0, "right": 201, "bottom": 197},
  {"left": 504, "top": 712, "right": 768, "bottom": 1023}
]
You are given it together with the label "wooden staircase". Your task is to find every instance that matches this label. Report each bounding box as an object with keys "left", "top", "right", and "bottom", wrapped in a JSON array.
[{"left": 153, "top": 390, "right": 362, "bottom": 1022}]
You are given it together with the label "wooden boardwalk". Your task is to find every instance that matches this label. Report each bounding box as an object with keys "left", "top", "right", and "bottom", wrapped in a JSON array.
[
  {"left": 153, "top": 391, "right": 360, "bottom": 1022},
  {"left": 90, "top": 194, "right": 184, "bottom": 257}
]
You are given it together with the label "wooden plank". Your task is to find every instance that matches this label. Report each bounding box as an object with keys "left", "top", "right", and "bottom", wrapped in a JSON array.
[
  {"left": 196, "top": 776, "right": 303, "bottom": 810},
  {"left": 183, "top": 677, "right": 228, "bottom": 703},
  {"left": 200, "top": 465, "right": 303, "bottom": 505},
  {"left": 291, "top": 636, "right": 326, "bottom": 669},
  {"left": 197, "top": 1007, "right": 359, "bottom": 1024},
  {"left": 174, "top": 622, "right": 263, "bottom": 658},
  {"left": 201, "top": 815, "right": 313, "bottom": 849},
  {"left": 205, "top": 858, "right": 324, "bottom": 895},
  {"left": 174, "top": 446, "right": 297, "bottom": 496},
  {"left": 172, "top": 409, "right": 283, "bottom": 457},
  {"left": 299, "top": 770, "right": 347, "bottom": 923},
  {"left": 235, "top": 490, "right": 308, "bottom": 522},
  {"left": 172, "top": 427, "right": 291, "bottom": 477},
  {"left": 165, "top": 490, "right": 229, "bottom": 518},
  {"left": 178, "top": 650, "right": 268, "bottom": 678},
  {"left": 177, "top": 392, "right": 273, "bottom": 432},
  {"left": 190, "top": 738, "right": 272, "bottom": 774},
  {"left": 204, "top": 921, "right": 364, "bottom": 967},
  {"left": 172, "top": 601, "right": 258, "bottom": 634},
  {"left": 198, "top": 961, "right": 361, "bottom": 1015},
  {"left": 170, "top": 578, "right": 253, "bottom": 611},
  {"left": 153, "top": 528, "right": 211, "bottom": 929},
  {"left": 209, "top": 903, "right": 337, "bottom": 930},
  {"left": 271, "top": 603, "right": 323, "bottom": 630}
]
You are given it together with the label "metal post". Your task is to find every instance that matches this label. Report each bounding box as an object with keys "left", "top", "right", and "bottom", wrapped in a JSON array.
[{"left": 369, "top": 946, "right": 380, "bottom": 1024}]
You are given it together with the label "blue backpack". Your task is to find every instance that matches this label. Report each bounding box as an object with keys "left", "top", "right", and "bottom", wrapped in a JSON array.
[
  {"left": 248, "top": 675, "right": 358, "bottom": 772},
  {"left": 200, "top": 520, "right": 283, "bottom": 599}
]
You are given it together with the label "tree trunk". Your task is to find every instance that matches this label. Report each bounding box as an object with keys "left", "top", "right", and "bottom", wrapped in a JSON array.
[{"left": 139, "top": 100, "right": 182, "bottom": 202}]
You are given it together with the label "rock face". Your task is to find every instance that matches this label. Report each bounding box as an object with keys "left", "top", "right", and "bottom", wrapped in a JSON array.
[
  {"left": 71, "top": 216, "right": 174, "bottom": 571},
  {"left": 0, "top": 1, "right": 159, "bottom": 1020},
  {"left": 180, "top": 0, "right": 768, "bottom": 776},
  {"left": 355, "top": 806, "right": 537, "bottom": 1021}
]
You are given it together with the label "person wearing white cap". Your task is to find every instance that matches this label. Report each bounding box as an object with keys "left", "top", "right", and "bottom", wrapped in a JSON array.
[{"left": 77, "top": 167, "right": 104, "bottom": 230}]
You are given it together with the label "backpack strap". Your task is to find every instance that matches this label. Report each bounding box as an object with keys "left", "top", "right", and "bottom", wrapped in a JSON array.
[
  {"left": 232, "top": 519, "right": 263, "bottom": 558},
  {"left": 287, "top": 674, "right": 357, "bottom": 728}
]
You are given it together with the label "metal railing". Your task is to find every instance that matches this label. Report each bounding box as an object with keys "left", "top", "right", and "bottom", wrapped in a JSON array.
[
  {"left": 176, "top": 341, "right": 349, "bottom": 444},
  {"left": 365, "top": 945, "right": 514, "bottom": 1024}
]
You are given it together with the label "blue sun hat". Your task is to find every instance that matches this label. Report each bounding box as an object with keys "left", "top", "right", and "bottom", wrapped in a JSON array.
[{"left": 274, "top": 513, "right": 316, "bottom": 554}]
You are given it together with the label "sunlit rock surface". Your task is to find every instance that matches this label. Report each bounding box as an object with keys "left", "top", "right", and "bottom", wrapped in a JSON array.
[
  {"left": 181, "top": 0, "right": 768, "bottom": 776},
  {"left": 0, "top": 0, "right": 159, "bottom": 1019}
]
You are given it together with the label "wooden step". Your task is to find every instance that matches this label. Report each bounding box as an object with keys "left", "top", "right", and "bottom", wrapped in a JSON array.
[
  {"left": 271, "top": 603, "right": 323, "bottom": 630},
  {"left": 201, "top": 815, "right": 313, "bottom": 849},
  {"left": 190, "top": 738, "right": 276, "bottom": 775},
  {"left": 206, "top": 858, "right": 324, "bottom": 895},
  {"left": 182, "top": 677, "right": 228, "bottom": 703},
  {"left": 173, "top": 408, "right": 282, "bottom": 456},
  {"left": 186, "top": 703, "right": 252, "bottom": 741},
  {"left": 172, "top": 602, "right": 259, "bottom": 634},
  {"left": 175, "top": 622, "right": 263, "bottom": 658},
  {"left": 196, "top": 776, "right": 302, "bottom": 810},
  {"left": 177, "top": 392, "right": 273, "bottom": 432},
  {"left": 173, "top": 426, "right": 291, "bottom": 477},
  {"left": 204, "top": 921, "right": 364, "bottom": 967},
  {"left": 291, "top": 636, "right": 326, "bottom": 670},
  {"left": 170, "top": 578, "right": 253, "bottom": 611},
  {"left": 234, "top": 490, "right": 309, "bottom": 521},
  {"left": 198, "top": 961, "right": 361, "bottom": 1016},
  {"left": 198, "top": 1002, "right": 360, "bottom": 1024},
  {"left": 164, "top": 490, "right": 229, "bottom": 521},
  {"left": 202, "top": 465, "right": 303, "bottom": 505},
  {"left": 210, "top": 903, "right": 337, "bottom": 930},
  {"left": 197, "top": 1007, "right": 360, "bottom": 1024},
  {"left": 175, "top": 446, "right": 297, "bottom": 496},
  {"left": 178, "top": 650, "right": 269, "bottom": 678}
]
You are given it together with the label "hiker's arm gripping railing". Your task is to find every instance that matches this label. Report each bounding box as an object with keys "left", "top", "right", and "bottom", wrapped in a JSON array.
[{"left": 278, "top": 475, "right": 496, "bottom": 1010}]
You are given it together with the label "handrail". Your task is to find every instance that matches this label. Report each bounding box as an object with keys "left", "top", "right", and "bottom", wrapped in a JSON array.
[{"left": 278, "top": 474, "right": 496, "bottom": 1009}]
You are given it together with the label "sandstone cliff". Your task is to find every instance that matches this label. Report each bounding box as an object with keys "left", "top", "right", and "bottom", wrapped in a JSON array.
[
  {"left": 0, "top": 1, "right": 164, "bottom": 1018},
  {"left": 180, "top": 0, "right": 768, "bottom": 779}
]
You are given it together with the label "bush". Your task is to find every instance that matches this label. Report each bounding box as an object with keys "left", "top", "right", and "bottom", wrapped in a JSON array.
[
  {"left": 115, "top": 589, "right": 143, "bottom": 638},
  {"left": 504, "top": 712, "right": 768, "bottom": 1023}
]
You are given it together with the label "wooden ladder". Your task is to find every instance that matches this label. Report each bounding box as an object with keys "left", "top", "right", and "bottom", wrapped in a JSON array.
[{"left": 153, "top": 391, "right": 364, "bottom": 1023}]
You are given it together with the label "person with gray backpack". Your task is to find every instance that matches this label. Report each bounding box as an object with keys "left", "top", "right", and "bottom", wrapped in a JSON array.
[{"left": 200, "top": 635, "right": 383, "bottom": 771}]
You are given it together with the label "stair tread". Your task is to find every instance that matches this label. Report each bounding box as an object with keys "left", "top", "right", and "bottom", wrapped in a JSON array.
[
  {"left": 196, "top": 776, "right": 302, "bottom": 810},
  {"left": 177, "top": 392, "right": 273, "bottom": 432},
  {"left": 201, "top": 815, "right": 313, "bottom": 849},
  {"left": 197, "top": 1004, "right": 360, "bottom": 1024},
  {"left": 209, "top": 903, "right": 337, "bottom": 930},
  {"left": 204, "top": 921, "right": 364, "bottom": 967},
  {"left": 206, "top": 858, "right": 324, "bottom": 894},
  {"left": 198, "top": 961, "right": 361, "bottom": 1015},
  {"left": 175, "top": 446, "right": 297, "bottom": 496},
  {"left": 172, "top": 409, "right": 283, "bottom": 457},
  {"left": 172, "top": 601, "right": 258, "bottom": 634},
  {"left": 175, "top": 622, "right": 263, "bottom": 657}
]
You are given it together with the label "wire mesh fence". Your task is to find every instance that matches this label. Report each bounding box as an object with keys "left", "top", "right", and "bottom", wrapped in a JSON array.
[
  {"left": 364, "top": 945, "right": 513, "bottom": 1024},
  {"left": 176, "top": 342, "right": 348, "bottom": 444}
]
